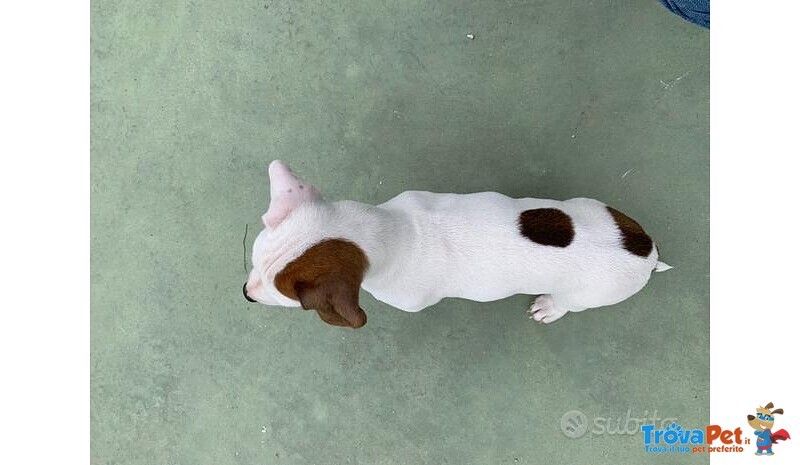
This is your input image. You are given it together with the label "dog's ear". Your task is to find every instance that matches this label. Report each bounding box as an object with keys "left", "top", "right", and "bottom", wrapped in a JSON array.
[
  {"left": 263, "top": 160, "right": 322, "bottom": 229},
  {"left": 771, "top": 408, "right": 784, "bottom": 415},
  {"left": 295, "top": 279, "right": 367, "bottom": 328},
  {"left": 274, "top": 239, "right": 369, "bottom": 329},
  {"left": 765, "top": 402, "right": 774, "bottom": 409}
]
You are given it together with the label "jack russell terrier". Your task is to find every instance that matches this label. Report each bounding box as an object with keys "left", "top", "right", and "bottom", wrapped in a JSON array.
[{"left": 244, "top": 160, "right": 671, "bottom": 328}]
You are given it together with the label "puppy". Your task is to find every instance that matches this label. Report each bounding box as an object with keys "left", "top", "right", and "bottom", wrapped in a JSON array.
[{"left": 244, "top": 161, "right": 671, "bottom": 328}]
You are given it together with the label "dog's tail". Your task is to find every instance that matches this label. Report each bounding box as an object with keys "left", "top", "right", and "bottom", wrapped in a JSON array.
[
  {"left": 654, "top": 261, "right": 673, "bottom": 272},
  {"left": 651, "top": 245, "right": 673, "bottom": 272}
]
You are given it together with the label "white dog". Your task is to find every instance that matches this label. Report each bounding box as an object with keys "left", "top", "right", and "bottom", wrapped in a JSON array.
[{"left": 244, "top": 161, "right": 671, "bottom": 328}]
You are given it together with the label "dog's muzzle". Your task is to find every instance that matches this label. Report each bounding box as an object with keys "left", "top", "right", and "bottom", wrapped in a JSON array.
[{"left": 243, "top": 282, "right": 257, "bottom": 303}]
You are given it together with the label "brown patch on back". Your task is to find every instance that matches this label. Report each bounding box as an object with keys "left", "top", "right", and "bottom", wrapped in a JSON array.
[
  {"left": 274, "top": 239, "right": 369, "bottom": 328},
  {"left": 518, "top": 208, "right": 575, "bottom": 247},
  {"left": 606, "top": 206, "right": 653, "bottom": 257}
]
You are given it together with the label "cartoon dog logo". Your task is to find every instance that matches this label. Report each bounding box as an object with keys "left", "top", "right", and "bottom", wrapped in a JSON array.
[{"left": 747, "top": 402, "right": 791, "bottom": 456}]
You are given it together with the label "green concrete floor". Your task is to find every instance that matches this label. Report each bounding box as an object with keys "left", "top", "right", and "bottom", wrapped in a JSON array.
[{"left": 91, "top": 1, "right": 709, "bottom": 464}]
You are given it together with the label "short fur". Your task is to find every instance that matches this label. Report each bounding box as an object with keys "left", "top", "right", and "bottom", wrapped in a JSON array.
[
  {"left": 518, "top": 208, "right": 575, "bottom": 247},
  {"left": 244, "top": 161, "right": 671, "bottom": 327},
  {"left": 607, "top": 206, "right": 654, "bottom": 257}
]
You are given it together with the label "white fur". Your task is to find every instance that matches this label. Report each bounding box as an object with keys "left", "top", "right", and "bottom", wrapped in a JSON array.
[{"left": 245, "top": 161, "right": 669, "bottom": 323}]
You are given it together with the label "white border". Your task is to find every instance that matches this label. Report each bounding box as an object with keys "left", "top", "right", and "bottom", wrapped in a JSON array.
[
  {"left": 0, "top": 2, "right": 89, "bottom": 464},
  {"left": 2, "top": 0, "right": 799, "bottom": 463},
  {"left": 711, "top": 1, "right": 800, "bottom": 463}
]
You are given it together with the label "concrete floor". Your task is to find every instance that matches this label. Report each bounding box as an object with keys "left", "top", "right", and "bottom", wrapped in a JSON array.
[{"left": 91, "top": 1, "right": 708, "bottom": 464}]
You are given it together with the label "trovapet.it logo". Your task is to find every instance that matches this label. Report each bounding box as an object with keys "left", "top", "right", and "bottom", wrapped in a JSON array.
[
  {"left": 640, "top": 401, "right": 792, "bottom": 456},
  {"left": 641, "top": 422, "right": 746, "bottom": 454}
]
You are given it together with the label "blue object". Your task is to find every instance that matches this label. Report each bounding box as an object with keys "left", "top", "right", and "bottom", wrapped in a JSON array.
[
  {"left": 659, "top": 0, "right": 710, "bottom": 28},
  {"left": 755, "top": 429, "right": 771, "bottom": 446}
]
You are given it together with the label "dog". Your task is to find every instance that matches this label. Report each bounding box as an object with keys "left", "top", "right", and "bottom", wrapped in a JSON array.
[
  {"left": 244, "top": 160, "right": 671, "bottom": 328},
  {"left": 747, "top": 402, "right": 791, "bottom": 456}
]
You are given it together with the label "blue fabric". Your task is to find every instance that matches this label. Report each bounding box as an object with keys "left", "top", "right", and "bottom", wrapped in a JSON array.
[{"left": 659, "top": 0, "right": 710, "bottom": 28}]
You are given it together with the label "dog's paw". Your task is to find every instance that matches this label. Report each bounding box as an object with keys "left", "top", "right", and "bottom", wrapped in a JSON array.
[{"left": 527, "top": 295, "right": 568, "bottom": 324}]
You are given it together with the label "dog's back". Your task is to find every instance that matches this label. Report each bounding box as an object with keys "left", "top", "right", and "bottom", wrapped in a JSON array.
[{"left": 369, "top": 191, "right": 663, "bottom": 313}]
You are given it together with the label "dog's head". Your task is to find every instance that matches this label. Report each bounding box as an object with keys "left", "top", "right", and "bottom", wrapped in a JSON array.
[
  {"left": 747, "top": 402, "right": 783, "bottom": 431},
  {"left": 243, "top": 161, "right": 369, "bottom": 328}
]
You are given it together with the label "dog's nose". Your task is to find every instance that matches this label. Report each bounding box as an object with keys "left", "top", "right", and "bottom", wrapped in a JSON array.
[{"left": 243, "top": 282, "right": 257, "bottom": 303}]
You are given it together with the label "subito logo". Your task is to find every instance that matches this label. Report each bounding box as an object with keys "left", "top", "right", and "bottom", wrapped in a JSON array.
[{"left": 560, "top": 410, "right": 588, "bottom": 438}]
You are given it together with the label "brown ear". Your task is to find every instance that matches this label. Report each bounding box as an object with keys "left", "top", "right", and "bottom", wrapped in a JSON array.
[
  {"left": 274, "top": 239, "right": 369, "bottom": 329},
  {"left": 314, "top": 306, "right": 355, "bottom": 327},
  {"left": 294, "top": 279, "right": 367, "bottom": 328},
  {"left": 771, "top": 408, "right": 784, "bottom": 415},
  {"left": 765, "top": 402, "right": 774, "bottom": 409}
]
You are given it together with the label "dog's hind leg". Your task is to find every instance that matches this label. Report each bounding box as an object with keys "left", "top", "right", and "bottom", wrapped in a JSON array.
[{"left": 527, "top": 294, "right": 585, "bottom": 324}]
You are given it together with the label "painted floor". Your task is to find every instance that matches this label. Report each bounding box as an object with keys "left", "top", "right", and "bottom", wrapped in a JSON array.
[{"left": 91, "top": 1, "right": 709, "bottom": 464}]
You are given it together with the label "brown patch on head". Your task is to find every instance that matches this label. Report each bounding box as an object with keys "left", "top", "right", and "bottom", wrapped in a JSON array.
[
  {"left": 274, "top": 239, "right": 369, "bottom": 328},
  {"left": 606, "top": 206, "right": 653, "bottom": 257},
  {"left": 518, "top": 208, "right": 575, "bottom": 247}
]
